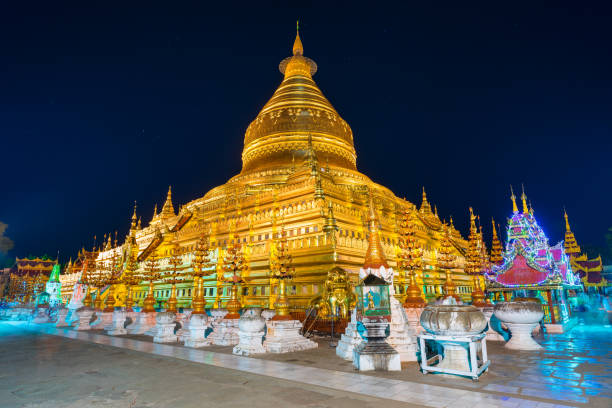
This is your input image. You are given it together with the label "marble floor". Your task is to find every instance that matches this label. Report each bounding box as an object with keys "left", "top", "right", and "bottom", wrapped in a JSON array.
[
  {"left": 0, "top": 324, "right": 419, "bottom": 408},
  {"left": 3, "top": 317, "right": 610, "bottom": 408}
]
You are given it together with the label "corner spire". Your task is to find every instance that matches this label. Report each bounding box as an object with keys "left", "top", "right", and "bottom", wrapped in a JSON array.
[
  {"left": 510, "top": 185, "right": 518, "bottom": 213},
  {"left": 161, "top": 186, "right": 175, "bottom": 218},
  {"left": 420, "top": 187, "right": 432, "bottom": 214},
  {"left": 564, "top": 208, "right": 571, "bottom": 232}
]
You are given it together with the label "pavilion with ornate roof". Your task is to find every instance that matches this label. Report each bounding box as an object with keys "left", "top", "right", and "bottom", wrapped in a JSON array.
[
  {"left": 487, "top": 191, "right": 582, "bottom": 332},
  {"left": 486, "top": 187, "right": 582, "bottom": 332}
]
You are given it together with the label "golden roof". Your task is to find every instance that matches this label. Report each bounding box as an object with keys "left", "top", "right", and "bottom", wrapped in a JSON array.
[{"left": 241, "top": 29, "right": 357, "bottom": 175}]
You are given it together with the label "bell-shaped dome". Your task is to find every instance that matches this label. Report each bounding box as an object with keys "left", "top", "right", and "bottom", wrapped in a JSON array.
[{"left": 241, "top": 30, "right": 357, "bottom": 174}]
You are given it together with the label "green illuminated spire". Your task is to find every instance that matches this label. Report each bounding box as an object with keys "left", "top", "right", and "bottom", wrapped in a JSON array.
[{"left": 49, "top": 264, "right": 61, "bottom": 282}]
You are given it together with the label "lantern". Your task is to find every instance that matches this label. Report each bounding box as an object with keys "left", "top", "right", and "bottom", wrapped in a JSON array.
[{"left": 353, "top": 274, "right": 400, "bottom": 371}]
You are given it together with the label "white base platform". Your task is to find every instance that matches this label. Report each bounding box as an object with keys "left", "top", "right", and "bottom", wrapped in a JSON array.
[
  {"left": 336, "top": 311, "right": 362, "bottom": 361},
  {"left": 233, "top": 330, "right": 266, "bottom": 356},
  {"left": 263, "top": 320, "right": 317, "bottom": 353},
  {"left": 210, "top": 318, "right": 240, "bottom": 346}
]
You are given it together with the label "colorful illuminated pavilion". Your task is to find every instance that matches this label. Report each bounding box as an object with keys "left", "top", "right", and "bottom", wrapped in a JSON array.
[{"left": 486, "top": 188, "right": 581, "bottom": 332}]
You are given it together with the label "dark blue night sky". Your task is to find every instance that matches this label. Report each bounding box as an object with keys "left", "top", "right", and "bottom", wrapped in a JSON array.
[{"left": 1, "top": 1, "right": 611, "bottom": 263}]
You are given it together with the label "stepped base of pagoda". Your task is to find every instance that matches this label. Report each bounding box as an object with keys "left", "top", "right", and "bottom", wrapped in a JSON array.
[{"left": 263, "top": 320, "right": 317, "bottom": 353}]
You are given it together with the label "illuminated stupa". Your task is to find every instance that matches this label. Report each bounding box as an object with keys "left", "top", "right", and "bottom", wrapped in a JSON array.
[{"left": 89, "top": 28, "right": 473, "bottom": 314}]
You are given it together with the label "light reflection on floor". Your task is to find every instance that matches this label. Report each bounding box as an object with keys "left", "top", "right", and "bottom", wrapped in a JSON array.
[{"left": 1, "top": 312, "right": 611, "bottom": 408}]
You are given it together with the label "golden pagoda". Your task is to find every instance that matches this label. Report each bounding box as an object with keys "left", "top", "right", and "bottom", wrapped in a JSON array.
[
  {"left": 490, "top": 218, "right": 503, "bottom": 265},
  {"left": 88, "top": 28, "right": 472, "bottom": 311},
  {"left": 563, "top": 210, "right": 606, "bottom": 292}
]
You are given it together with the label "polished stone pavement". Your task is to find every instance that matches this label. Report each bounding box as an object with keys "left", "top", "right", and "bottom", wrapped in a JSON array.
[
  {"left": 0, "top": 324, "right": 419, "bottom": 408},
  {"left": 3, "top": 318, "right": 610, "bottom": 408}
]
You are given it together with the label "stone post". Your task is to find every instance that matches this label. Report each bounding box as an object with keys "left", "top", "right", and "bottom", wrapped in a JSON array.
[
  {"left": 233, "top": 308, "right": 266, "bottom": 356},
  {"left": 153, "top": 311, "right": 178, "bottom": 343},
  {"left": 75, "top": 307, "right": 95, "bottom": 331},
  {"left": 184, "top": 314, "right": 211, "bottom": 348},
  {"left": 54, "top": 308, "right": 71, "bottom": 327},
  {"left": 108, "top": 309, "right": 128, "bottom": 336}
]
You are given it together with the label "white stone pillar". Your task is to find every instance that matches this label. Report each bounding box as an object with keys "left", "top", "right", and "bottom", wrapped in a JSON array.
[
  {"left": 108, "top": 310, "right": 128, "bottom": 336},
  {"left": 54, "top": 308, "right": 71, "bottom": 327},
  {"left": 233, "top": 308, "right": 266, "bottom": 356},
  {"left": 184, "top": 314, "right": 211, "bottom": 348},
  {"left": 153, "top": 312, "right": 178, "bottom": 343},
  {"left": 32, "top": 307, "right": 51, "bottom": 324},
  {"left": 210, "top": 318, "right": 240, "bottom": 346},
  {"left": 127, "top": 312, "right": 157, "bottom": 335},
  {"left": 75, "top": 307, "right": 95, "bottom": 331},
  {"left": 403, "top": 306, "right": 425, "bottom": 335}
]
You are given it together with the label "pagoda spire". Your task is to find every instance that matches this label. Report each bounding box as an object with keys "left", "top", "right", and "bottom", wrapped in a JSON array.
[
  {"left": 465, "top": 208, "right": 486, "bottom": 306},
  {"left": 398, "top": 207, "right": 426, "bottom": 307},
  {"left": 490, "top": 218, "right": 503, "bottom": 264},
  {"left": 160, "top": 186, "right": 175, "bottom": 218},
  {"left": 563, "top": 209, "right": 581, "bottom": 257},
  {"left": 130, "top": 201, "right": 137, "bottom": 230},
  {"left": 510, "top": 185, "right": 518, "bottom": 213},
  {"left": 465, "top": 208, "right": 480, "bottom": 275},
  {"left": 438, "top": 223, "right": 460, "bottom": 301},
  {"left": 521, "top": 184, "right": 529, "bottom": 214},
  {"left": 363, "top": 194, "right": 389, "bottom": 269},
  {"left": 152, "top": 203, "right": 158, "bottom": 221},
  {"left": 293, "top": 20, "right": 303, "bottom": 56},
  {"left": 420, "top": 187, "right": 432, "bottom": 214}
]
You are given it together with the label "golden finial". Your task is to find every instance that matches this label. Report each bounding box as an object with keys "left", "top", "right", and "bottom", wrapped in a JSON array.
[
  {"left": 521, "top": 184, "right": 528, "bottom": 214},
  {"left": 469, "top": 207, "right": 477, "bottom": 233},
  {"left": 564, "top": 208, "right": 571, "bottom": 232},
  {"left": 510, "top": 185, "right": 518, "bottom": 213},
  {"left": 131, "top": 200, "right": 137, "bottom": 229},
  {"left": 137, "top": 217, "right": 142, "bottom": 230},
  {"left": 491, "top": 217, "right": 497, "bottom": 237},
  {"left": 293, "top": 20, "right": 303, "bottom": 56},
  {"left": 152, "top": 203, "right": 158, "bottom": 219}
]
